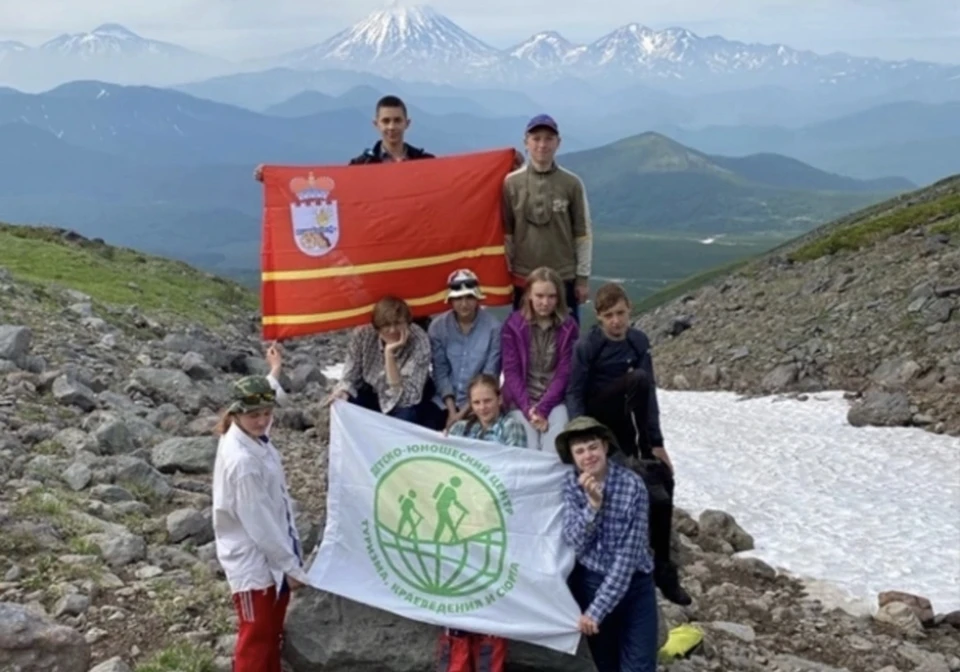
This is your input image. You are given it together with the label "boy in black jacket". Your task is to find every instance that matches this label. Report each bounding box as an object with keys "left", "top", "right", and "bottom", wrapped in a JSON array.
[
  {"left": 347, "top": 95, "right": 435, "bottom": 165},
  {"left": 254, "top": 94, "right": 434, "bottom": 175},
  {"left": 566, "top": 282, "right": 691, "bottom": 606}
]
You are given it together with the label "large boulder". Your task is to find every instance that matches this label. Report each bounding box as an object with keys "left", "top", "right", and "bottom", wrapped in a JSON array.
[
  {"left": 283, "top": 589, "right": 599, "bottom": 671},
  {"left": 0, "top": 601, "right": 90, "bottom": 671},
  {"left": 283, "top": 588, "right": 668, "bottom": 671}
]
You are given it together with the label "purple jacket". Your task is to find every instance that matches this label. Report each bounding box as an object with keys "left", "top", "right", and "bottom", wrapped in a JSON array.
[{"left": 501, "top": 310, "right": 579, "bottom": 417}]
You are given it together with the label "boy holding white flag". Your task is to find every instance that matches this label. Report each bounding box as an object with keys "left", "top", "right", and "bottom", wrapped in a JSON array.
[{"left": 557, "top": 416, "right": 659, "bottom": 672}]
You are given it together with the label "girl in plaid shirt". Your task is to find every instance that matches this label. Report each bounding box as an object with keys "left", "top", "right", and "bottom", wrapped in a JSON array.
[
  {"left": 437, "top": 374, "right": 526, "bottom": 671},
  {"left": 556, "top": 416, "right": 659, "bottom": 672}
]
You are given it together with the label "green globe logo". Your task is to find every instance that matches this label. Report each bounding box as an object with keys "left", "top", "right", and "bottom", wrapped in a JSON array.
[{"left": 373, "top": 456, "right": 506, "bottom": 598}]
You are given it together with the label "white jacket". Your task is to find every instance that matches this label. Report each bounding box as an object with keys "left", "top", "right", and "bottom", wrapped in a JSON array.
[{"left": 212, "top": 375, "right": 308, "bottom": 594}]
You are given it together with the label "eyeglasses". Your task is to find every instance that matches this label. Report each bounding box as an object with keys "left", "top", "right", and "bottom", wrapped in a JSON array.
[
  {"left": 237, "top": 390, "right": 276, "bottom": 406},
  {"left": 449, "top": 279, "right": 479, "bottom": 291}
]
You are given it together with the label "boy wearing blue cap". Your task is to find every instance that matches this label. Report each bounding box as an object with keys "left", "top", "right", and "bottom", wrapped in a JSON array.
[{"left": 502, "top": 114, "right": 593, "bottom": 323}]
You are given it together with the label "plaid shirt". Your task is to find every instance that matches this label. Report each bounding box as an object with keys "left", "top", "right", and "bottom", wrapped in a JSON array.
[
  {"left": 561, "top": 461, "right": 653, "bottom": 622},
  {"left": 449, "top": 413, "right": 527, "bottom": 448},
  {"left": 334, "top": 324, "right": 431, "bottom": 414}
]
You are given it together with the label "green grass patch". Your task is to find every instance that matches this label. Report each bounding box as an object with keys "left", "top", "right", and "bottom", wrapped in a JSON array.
[
  {"left": 135, "top": 643, "right": 217, "bottom": 672},
  {"left": 930, "top": 213, "right": 960, "bottom": 235},
  {"left": 789, "top": 192, "right": 960, "bottom": 262},
  {"left": 0, "top": 223, "right": 257, "bottom": 326},
  {"left": 13, "top": 488, "right": 100, "bottom": 542}
]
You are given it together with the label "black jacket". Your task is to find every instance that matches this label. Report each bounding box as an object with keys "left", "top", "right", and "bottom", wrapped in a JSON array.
[
  {"left": 348, "top": 141, "right": 435, "bottom": 165},
  {"left": 565, "top": 325, "right": 664, "bottom": 446}
]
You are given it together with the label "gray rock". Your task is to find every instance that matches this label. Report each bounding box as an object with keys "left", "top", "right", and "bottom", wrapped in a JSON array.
[
  {"left": 151, "top": 436, "right": 217, "bottom": 474},
  {"left": 113, "top": 456, "right": 172, "bottom": 501},
  {"left": 897, "top": 643, "right": 950, "bottom": 672},
  {"left": 148, "top": 404, "right": 188, "bottom": 432},
  {"left": 130, "top": 368, "right": 205, "bottom": 413},
  {"left": 61, "top": 462, "right": 92, "bottom": 491},
  {"left": 871, "top": 358, "right": 922, "bottom": 387},
  {"left": 67, "top": 302, "right": 93, "bottom": 317},
  {"left": 0, "top": 325, "right": 31, "bottom": 361},
  {"left": 283, "top": 589, "right": 598, "bottom": 672},
  {"left": 53, "top": 428, "right": 94, "bottom": 454},
  {"left": 762, "top": 363, "right": 798, "bottom": 392},
  {"left": 94, "top": 419, "right": 136, "bottom": 455},
  {"left": 181, "top": 352, "right": 217, "bottom": 380},
  {"left": 82, "top": 531, "right": 147, "bottom": 568},
  {"left": 847, "top": 389, "right": 912, "bottom": 428},
  {"left": 289, "top": 362, "right": 326, "bottom": 393},
  {"left": 52, "top": 375, "right": 97, "bottom": 412},
  {"left": 698, "top": 510, "right": 755, "bottom": 553},
  {"left": 875, "top": 601, "right": 925, "bottom": 635},
  {"left": 90, "top": 484, "right": 135, "bottom": 503},
  {"left": 53, "top": 593, "right": 90, "bottom": 618},
  {"left": 0, "top": 601, "right": 90, "bottom": 671},
  {"left": 166, "top": 507, "right": 214, "bottom": 544},
  {"left": 923, "top": 298, "right": 954, "bottom": 324}
]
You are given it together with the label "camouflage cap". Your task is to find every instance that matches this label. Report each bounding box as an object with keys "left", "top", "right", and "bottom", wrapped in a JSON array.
[
  {"left": 554, "top": 416, "right": 619, "bottom": 465},
  {"left": 227, "top": 375, "right": 277, "bottom": 415}
]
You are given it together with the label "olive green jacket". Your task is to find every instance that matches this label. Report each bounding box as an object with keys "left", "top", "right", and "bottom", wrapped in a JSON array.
[{"left": 502, "top": 162, "right": 593, "bottom": 282}]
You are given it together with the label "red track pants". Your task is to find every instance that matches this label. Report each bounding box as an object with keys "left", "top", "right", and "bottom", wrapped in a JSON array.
[
  {"left": 436, "top": 630, "right": 507, "bottom": 672},
  {"left": 232, "top": 586, "right": 290, "bottom": 672}
]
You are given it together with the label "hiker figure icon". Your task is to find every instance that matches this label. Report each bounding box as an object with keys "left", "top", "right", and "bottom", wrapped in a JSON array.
[
  {"left": 432, "top": 476, "right": 469, "bottom": 542},
  {"left": 397, "top": 489, "right": 424, "bottom": 539}
]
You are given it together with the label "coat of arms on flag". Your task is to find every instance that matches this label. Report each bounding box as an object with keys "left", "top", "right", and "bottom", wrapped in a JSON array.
[{"left": 288, "top": 173, "right": 340, "bottom": 257}]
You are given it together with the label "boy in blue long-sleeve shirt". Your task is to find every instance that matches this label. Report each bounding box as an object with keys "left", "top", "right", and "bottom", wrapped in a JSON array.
[{"left": 566, "top": 282, "right": 690, "bottom": 606}]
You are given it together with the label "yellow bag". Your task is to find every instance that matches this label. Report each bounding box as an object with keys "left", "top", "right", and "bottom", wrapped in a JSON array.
[{"left": 658, "top": 624, "right": 704, "bottom": 663}]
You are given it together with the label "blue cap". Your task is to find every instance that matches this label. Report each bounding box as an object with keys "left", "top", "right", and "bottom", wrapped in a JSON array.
[{"left": 525, "top": 114, "right": 558, "bottom": 134}]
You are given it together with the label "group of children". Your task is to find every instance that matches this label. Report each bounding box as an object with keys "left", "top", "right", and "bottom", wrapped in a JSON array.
[{"left": 219, "top": 98, "right": 689, "bottom": 672}]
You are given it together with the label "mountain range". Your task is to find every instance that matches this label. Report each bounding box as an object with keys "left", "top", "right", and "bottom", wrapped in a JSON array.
[
  {"left": 660, "top": 101, "right": 960, "bottom": 186},
  {"left": 562, "top": 133, "right": 906, "bottom": 234},
  {"left": 0, "top": 78, "right": 908, "bottom": 277},
  {"left": 2, "top": 5, "right": 958, "bottom": 99},
  {"left": 0, "top": 24, "right": 227, "bottom": 92},
  {"left": 281, "top": 6, "right": 956, "bottom": 95},
  {"left": 168, "top": 75, "right": 960, "bottom": 185}
]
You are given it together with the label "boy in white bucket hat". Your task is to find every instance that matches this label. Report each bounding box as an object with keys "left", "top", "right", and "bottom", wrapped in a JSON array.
[{"left": 424, "top": 269, "right": 503, "bottom": 431}]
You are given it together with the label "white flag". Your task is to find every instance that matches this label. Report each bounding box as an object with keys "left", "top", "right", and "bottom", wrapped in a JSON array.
[{"left": 306, "top": 401, "right": 583, "bottom": 655}]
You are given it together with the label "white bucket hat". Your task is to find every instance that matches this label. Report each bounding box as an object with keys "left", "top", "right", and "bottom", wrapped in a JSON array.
[{"left": 446, "top": 268, "right": 484, "bottom": 301}]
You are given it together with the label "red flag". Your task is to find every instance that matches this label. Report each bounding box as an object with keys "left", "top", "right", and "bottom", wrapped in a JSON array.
[{"left": 260, "top": 149, "right": 516, "bottom": 340}]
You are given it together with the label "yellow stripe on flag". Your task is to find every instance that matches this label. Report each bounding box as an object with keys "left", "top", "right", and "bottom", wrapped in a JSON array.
[
  {"left": 262, "top": 285, "right": 514, "bottom": 325},
  {"left": 262, "top": 245, "right": 506, "bottom": 282}
]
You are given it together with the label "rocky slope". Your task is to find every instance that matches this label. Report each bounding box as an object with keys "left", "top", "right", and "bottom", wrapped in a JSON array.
[
  {"left": 1, "top": 224, "right": 958, "bottom": 672},
  {"left": 636, "top": 175, "right": 960, "bottom": 436}
]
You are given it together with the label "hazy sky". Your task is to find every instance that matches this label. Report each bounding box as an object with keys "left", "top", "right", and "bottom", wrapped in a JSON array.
[{"left": 1, "top": 0, "right": 958, "bottom": 64}]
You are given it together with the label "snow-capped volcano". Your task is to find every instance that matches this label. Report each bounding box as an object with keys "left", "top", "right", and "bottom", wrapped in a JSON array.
[
  {"left": 0, "top": 24, "right": 229, "bottom": 92},
  {"left": 279, "top": 4, "right": 502, "bottom": 75},
  {"left": 269, "top": 4, "right": 953, "bottom": 92},
  {"left": 507, "top": 31, "right": 582, "bottom": 70},
  {"left": 38, "top": 23, "right": 198, "bottom": 59}
]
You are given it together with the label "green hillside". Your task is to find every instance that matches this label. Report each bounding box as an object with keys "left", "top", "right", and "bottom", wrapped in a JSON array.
[
  {"left": 634, "top": 173, "right": 960, "bottom": 313},
  {"left": 563, "top": 132, "right": 906, "bottom": 234},
  {"left": 0, "top": 223, "right": 256, "bottom": 327}
]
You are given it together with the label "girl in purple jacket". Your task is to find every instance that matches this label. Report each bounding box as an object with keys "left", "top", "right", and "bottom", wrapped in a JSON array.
[{"left": 500, "top": 266, "right": 579, "bottom": 455}]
